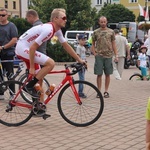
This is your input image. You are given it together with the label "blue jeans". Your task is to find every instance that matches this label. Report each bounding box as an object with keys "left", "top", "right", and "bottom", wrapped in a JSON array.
[{"left": 78, "top": 68, "right": 85, "bottom": 95}]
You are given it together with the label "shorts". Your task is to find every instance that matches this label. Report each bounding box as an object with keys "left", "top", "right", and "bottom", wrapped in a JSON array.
[
  {"left": 146, "top": 98, "right": 150, "bottom": 120},
  {"left": 15, "top": 41, "right": 49, "bottom": 73},
  {"left": 94, "top": 55, "right": 113, "bottom": 75},
  {"left": 140, "top": 67, "right": 147, "bottom": 76}
]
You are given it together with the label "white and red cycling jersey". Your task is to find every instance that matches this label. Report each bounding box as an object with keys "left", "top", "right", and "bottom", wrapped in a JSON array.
[{"left": 15, "top": 22, "right": 66, "bottom": 72}]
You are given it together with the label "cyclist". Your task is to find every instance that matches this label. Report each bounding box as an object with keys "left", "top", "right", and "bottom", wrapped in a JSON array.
[{"left": 15, "top": 8, "right": 85, "bottom": 98}]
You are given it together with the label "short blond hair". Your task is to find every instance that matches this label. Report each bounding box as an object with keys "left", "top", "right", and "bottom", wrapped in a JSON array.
[{"left": 50, "top": 8, "right": 66, "bottom": 21}]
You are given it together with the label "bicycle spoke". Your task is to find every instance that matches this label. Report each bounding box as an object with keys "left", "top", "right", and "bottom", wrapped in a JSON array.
[
  {"left": 58, "top": 80, "right": 104, "bottom": 127},
  {"left": 0, "top": 80, "right": 32, "bottom": 126}
]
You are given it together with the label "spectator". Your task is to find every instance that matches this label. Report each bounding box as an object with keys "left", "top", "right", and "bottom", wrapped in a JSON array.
[
  {"left": 137, "top": 45, "right": 148, "bottom": 81},
  {"left": 113, "top": 29, "right": 130, "bottom": 80},
  {"left": 144, "top": 29, "right": 150, "bottom": 76},
  {"left": 92, "top": 16, "right": 118, "bottom": 98},
  {"left": 76, "top": 34, "right": 87, "bottom": 98},
  {"left": 0, "top": 8, "right": 18, "bottom": 100},
  {"left": 26, "top": 9, "right": 47, "bottom": 55}
]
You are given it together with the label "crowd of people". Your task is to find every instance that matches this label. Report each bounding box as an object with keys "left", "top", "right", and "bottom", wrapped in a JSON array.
[{"left": 1, "top": 7, "right": 150, "bottom": 149}]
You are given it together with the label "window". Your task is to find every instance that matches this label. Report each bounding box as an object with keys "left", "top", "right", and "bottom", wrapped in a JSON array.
[
  {"left": 106, "top": 0, "right": 112, "bottom": 3},
  {"left": 5, "top": 0, "right": 8, "bottom": 8},
  {"left": 129, "top": 0, "right": 137, "bottom": 3},
  {"left": 13, "top": 1, "right": 16, "bottom": 9},
  {"left": 97, "top": 0, "right": 102, "bottom": 5}
]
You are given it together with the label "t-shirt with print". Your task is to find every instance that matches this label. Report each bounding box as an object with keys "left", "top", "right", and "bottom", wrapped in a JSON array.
[
  {"left": 138, "top": 53, "right": 147, "bottom": 68},
  {"left": 92, "top": 28, "right": 115, "bottom": 58},
  {"left": 76, "top": 45, "right": 86, "bottom": 60}
]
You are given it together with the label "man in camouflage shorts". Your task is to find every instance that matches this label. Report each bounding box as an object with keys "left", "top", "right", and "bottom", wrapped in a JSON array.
[{"left": 92, "top": 16, "right": 118, "bottom": 98}]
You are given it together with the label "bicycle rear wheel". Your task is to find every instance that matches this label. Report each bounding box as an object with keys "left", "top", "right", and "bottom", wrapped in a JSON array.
[
  {"left": 57, "top": 80, "right": 104, "bottom": 127},
  {"left": 0, "top": 80, "right": 33, "bottom": 126},
  {"left": 18, "top": 73, "right": 50, "bottom": 104},
  {"left": 129, "top": 73, "right": 143, "bottom": 81}
]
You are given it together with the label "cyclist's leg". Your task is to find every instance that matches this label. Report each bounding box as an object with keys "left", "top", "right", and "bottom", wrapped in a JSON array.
[{"left": 17, "top": 49, "right": 54, "bottom": 97}]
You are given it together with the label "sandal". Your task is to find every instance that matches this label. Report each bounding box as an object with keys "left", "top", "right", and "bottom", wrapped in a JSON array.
[{"left": 104, "top": 92, "right": 109, "bottom": 98}]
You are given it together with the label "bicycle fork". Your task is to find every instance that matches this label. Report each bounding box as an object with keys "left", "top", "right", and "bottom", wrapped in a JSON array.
[{"left": 69, "top": 79, "right": 82, "bottom": 105}]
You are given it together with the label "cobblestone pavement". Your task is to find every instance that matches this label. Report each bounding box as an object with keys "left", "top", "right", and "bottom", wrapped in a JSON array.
[{"left": 0, "top": 55, "right": 149, "bottom": 150}]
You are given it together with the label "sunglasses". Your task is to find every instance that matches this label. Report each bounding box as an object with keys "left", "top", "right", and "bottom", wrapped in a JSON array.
[
  {"left": 0, "top": 14, "right": 7, "bottom": 17},
  {"left": 60, "top": 16, "right": 67, "bottom": 21}
]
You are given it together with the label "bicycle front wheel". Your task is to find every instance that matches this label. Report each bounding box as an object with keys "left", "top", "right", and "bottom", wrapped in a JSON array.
[
  {"left": 129, "top": 73, "right": 143, "bottom": 81},
  {"left": 0, "top": 80, "right": 33, "bottom": 126},
  {"left": 18, "top": 73, "right": 50, "bottom": 104},
  {"left": 57, "top": 80, "right": 104, "bottom": 127}
]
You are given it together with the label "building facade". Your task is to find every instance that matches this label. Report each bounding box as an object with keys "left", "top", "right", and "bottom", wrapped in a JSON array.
[
  {"left": 0, "top": 0, "right": 149, "bottom": 20},
  {"left": 0, "top": 0, "right": 28, "bottom": 18},
  {"left": 91, "top": 0, "right": 120, "bottom": 11},
  {"left": 91, "top": 0, "right": 150, "bottom": 20},
  {"left": 120, "top": 0, "right": 150, "bottom": 20}
]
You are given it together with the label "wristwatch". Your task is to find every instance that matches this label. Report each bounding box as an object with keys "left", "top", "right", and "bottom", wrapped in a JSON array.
[{"left": 1, "top": 45, "right": 4, "bottom": 50}]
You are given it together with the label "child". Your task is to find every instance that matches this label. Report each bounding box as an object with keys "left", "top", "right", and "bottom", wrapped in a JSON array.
[
  {"left": 146, "top": 98, "right": 150, "bottom": 150},
  {"left": 137, "top": 45, "right": 148, "bottom": 81},
  {"left": 76, "top": 34, "right": 87, "bottom": 98}
]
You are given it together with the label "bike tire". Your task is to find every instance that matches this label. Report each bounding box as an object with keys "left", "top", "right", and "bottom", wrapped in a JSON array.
[
  {"left": 57, "top": 80, "right": 104, "bottom": 127},
  {"left": 0, "top": 80, "right": 33, "bottom": 126},
  {"left": 129, "top": 73, "right": 143, "bottom": 81},
  {"left": 18, "top": 73, "right": 50, "bottom": 104}
]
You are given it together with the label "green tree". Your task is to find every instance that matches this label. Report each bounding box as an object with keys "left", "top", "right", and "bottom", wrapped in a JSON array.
[
  {"left": 65, "top": 0, "right": 97, "bottom": 30},
  {"left": 9, "top": 18, "right": 31, "bottom": 36},
  {"left": 97, "top": 4, "right": 135, "bottom": 23},
  {"left": 29, "top": 0, "right": 67, "bottom": 23}
]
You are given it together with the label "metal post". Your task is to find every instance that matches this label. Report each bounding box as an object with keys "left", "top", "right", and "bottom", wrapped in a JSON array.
[{"left": 144, "top": 0, "right": 148, "bottom": 40}]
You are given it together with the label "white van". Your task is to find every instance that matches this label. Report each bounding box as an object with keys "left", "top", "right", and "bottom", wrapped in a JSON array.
[{"left": 65, "top": 30, "right": 93, "bottom": 44}]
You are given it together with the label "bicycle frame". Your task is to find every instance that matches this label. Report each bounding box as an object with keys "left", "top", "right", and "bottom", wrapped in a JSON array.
[
  {"left": 11, "top": 67, "right": 82, "bottom": 109},
  {"left": 44, "top": 69, "right": 82, "bottom": 105}
]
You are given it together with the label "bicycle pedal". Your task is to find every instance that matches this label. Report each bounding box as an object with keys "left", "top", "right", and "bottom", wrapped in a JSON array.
[
  {"left": 6, "top": 104, "right": 13, "bottom": 112},
  {"left": 42, "top": 114, "right": 51, "bottom": 120}
]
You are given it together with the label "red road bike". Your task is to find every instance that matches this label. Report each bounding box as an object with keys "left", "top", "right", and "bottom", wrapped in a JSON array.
[{"left": 0, "top": 63, "right": 104, "bottom": 127}]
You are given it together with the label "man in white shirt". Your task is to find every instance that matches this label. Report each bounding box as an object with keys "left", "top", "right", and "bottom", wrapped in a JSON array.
[{"left": 113, "top": 29, "right": 130, "bottom": 80}]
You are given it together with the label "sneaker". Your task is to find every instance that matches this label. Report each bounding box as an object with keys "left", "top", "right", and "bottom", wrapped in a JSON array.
[
  {"left": 23, "top": 86, "right": 39, "bottom": 98},
  {"left": 79, "top": 93, "right": 87, "bottom": 98},
  {"left": 0, "top": 95, "right": 4, "bottom": 100}
]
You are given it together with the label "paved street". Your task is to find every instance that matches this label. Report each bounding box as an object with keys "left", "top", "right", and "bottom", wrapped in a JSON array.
[{"left": 0, "top": 55, "right": 149, "bottom": 150}]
